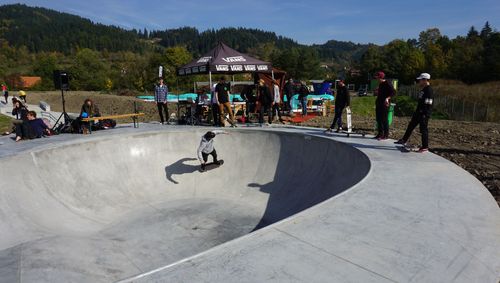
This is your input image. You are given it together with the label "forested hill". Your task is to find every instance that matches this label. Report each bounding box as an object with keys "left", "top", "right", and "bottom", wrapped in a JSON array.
[
  {"left": 0, "top": 4, "right": 368, "bottom": 62},
  {"left": 0, "top": 4, "right": 147, "bottom": 53}
]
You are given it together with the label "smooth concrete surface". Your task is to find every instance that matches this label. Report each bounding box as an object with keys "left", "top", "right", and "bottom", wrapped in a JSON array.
[{"left": 0, "top": 124, "right": 498, "bottom": 283}]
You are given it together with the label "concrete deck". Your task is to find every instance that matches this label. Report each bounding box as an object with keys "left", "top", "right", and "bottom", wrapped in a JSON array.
[{"left": 0, "top": 124, "right": 498, "bottom": 283}]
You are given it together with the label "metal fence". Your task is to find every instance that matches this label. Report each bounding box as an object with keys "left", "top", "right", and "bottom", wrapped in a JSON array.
[{"left": 398, "top": 85, "right": 499, "bottom": 123}]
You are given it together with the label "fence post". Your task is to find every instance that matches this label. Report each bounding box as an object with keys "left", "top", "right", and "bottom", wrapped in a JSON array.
[
  {"left": 451, "top": 99, "right": 455, "bottom": 119},
  {"left": 472, "top": 102, "right": 476, "bottom": 122},
  {"left": 462, "top": 100, "right": 465, "bottom": 120}
]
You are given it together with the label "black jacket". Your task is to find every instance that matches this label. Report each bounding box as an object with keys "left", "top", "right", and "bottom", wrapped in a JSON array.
[
  {"left": 335, "top": 85, "right": 350, "bottom": 108},
  {"left": 12, "top": 106, "right": 28, "bottom": 120},
  {"left": 416, "top": 85, "right": 434, "bottom": 116},
  {"left": 257, "top": 85, "right": 273, "bottom": 105},
  {"left": 298, "top": 85, "right": 309, "bottom": 100},
  {"left": 284, "top": 82, "right": 295, "bottom": 98},
  {"left": 376, "top": 80, "right": 395, "bottom": 105}
]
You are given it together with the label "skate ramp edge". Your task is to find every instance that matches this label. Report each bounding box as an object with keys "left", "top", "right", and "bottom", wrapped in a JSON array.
[{"left": 0, "top": 129, "right": 370, "bottom": 282}]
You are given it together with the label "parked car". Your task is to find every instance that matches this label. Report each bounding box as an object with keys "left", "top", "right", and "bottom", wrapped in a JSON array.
[{"left": 358, "top": 88, "right": 368, "bottom": 96}]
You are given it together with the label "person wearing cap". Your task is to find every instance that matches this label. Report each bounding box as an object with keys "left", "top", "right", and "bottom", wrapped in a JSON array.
[
  {"left": 215, "top": 76, "right": 236, "bottom": 127},
  {"left": 197, "top": 130, "right": 228, "bottom": 171},
  {"left": 154, "top": 78, "right": 170, "bottom": 125},
  {"left": 395, "top": 73, "right": 434, "bottom": 153},
  {"left": 374, "top": 71, "right": 395, "bottom": 140},
  {"left": 257, "top": 79, "right": 273, "bottom": 125},
  {"left": 18, "top": 90, "right": 27, "bottom": 103},
  {"left": 325, "top": 80, "right": 350, "bottom": 133},
  {"left": 271, "top": 80, "right": 284, "bottom": 123}
]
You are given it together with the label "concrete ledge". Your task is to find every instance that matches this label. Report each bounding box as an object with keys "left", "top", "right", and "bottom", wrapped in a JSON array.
[{"left": 0, "top": 125, "right": 498, "bottom": 283}]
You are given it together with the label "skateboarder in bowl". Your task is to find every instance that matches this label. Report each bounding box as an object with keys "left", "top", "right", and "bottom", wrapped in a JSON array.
[{"left": 197, "top": 130, "right": 228, "bottom": 171}]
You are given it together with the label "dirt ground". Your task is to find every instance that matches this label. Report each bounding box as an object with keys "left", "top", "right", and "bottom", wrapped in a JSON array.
[
  {"left": 25, "top": 91, "right": 177, "bottom": 123},
  {"left": 302, "top": 115, "right": 500, "bottom": 206},
  {"left": 22, "top": 91, "right": 500, "bottom": 206}
]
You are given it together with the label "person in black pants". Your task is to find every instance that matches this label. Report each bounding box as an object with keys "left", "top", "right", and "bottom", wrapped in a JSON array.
[
  {"left": 15, "top": 111, "right": 50, "bottom": 142},
  {"left": 154, "top": 78, "right": 169, "bottom": 124},
  {"left": 257, "top": 79, "right": 273, "bottom": 126},
  {"left": 395, "top": 73, "right": 434, "bottom": 153},
  {"left": 284, "top": 78, "right": 295, "bottom": 112},
  {"left": 374, "top": 71, "right": 395, "bottom": 140},
  {"left": 325, "top": 80, "right": 350, "bottom": 133},
  {"left": 240, "top": 84, "right": 256, "bottom": 123}
]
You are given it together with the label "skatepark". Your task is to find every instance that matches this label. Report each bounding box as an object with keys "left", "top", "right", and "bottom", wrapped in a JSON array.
[{"left": 0, "top": 125, "right": 498, "bottom": 282}]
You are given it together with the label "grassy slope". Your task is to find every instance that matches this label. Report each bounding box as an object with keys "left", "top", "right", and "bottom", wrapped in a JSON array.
[{"left": 0, "top": 114, "right": 13, "bottom": 133}]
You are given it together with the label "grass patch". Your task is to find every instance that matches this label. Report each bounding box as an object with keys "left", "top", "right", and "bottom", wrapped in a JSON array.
[
  {"left": 350, "top": 96, "right": 376, "bottom": 117},
  {"left": 0, "top": 114, "right": 13, "bottom": 133}
]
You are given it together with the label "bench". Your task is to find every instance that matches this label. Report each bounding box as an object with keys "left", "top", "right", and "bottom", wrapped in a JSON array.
[{"left": 81, "top": 113, "right": 145, "bottom": 133}]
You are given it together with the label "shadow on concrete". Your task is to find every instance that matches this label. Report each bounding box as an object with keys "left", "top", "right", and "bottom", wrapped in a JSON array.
[
  {"left": 248, "top": 133, "right": 371, "bottom": 231},
  {"left": 165, "top": 158, "right": 198, "bottom": 184}
]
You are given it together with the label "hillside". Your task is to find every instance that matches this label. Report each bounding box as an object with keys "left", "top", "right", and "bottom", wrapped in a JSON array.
[
  {"left": 0, "top": 4, "right": 368, "bottom": 65},
  {"left": 0, "top": 4, "right": 147, "bottom": 53}
]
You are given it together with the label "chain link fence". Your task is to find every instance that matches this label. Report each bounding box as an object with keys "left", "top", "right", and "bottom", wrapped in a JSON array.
[{"left": 398, "top": 85, "right": 499, "bottom": 123}]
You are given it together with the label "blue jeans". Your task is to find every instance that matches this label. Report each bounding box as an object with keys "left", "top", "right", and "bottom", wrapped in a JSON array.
[{"left": 301, "top": 98, "right": 308, "bottom": 116}]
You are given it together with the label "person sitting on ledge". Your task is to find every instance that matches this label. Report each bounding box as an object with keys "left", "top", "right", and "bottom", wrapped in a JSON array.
[
  {"left": 15, "top": 111, "right": 50, "bottom": 142},
  {"left": 76, "top": 98, "right": 101, "bottom": 134}
]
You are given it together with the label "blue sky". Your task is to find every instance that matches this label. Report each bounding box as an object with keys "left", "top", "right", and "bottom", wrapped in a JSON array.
[{"left": 2, "top": 0, "right": 500, "bottom": 45}]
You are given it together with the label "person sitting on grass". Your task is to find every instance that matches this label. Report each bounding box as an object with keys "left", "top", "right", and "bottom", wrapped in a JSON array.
[
  {"left": 197, "top": 130, "right": 228, "bottom": 171},
  {"left": 15, "top": 111, "right": 50, "bottom": 142},
  {"left": 11, "top": 99, "right": 29, "bottom": 121}
]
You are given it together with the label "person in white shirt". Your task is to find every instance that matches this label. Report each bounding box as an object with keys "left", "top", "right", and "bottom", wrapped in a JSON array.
[
  {"left": 197, "top": 130, "right": 228, "bottom": 170},
  {"left": 271, "top": 80, "right": 283, "bottom": 123}
]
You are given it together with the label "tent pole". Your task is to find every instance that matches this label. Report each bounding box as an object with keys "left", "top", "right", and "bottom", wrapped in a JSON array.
[{"left": 209, "top": 71, "right": 212, "bottom": 91}]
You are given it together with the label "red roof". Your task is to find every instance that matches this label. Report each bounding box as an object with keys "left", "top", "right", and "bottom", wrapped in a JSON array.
[{"left": 20, "top": 76, "right": 41, "bottom": 88}]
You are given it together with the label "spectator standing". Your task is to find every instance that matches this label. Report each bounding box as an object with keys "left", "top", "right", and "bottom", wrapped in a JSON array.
[
  {"left": 298, "top": 82, "right": 309, "bottom": 117},
  {"left": 2, "top": 83, "right": 8, "bottom": 104},
  {"left": 395, "top": 73, "right": 434, "bottom": 153},
  {"left": 271, "top": 80, "right": 283, "bottom": 123},
  {"left": 257, "top": 79, "right": 273, "bottom": 126},
  {"left": 240, "top": 84, "right": 256, "bottom": 123},
  {"left": 284, "top": 78, "right": 295, "bottom": 112},
  {"left": 325, "top": 80, "right": 350, "bottom": 133},
  {"left": 210, "top": 83, "right": 220, "bottom": 126},
  {"left": 215, "top": 77, "right": 236, "bottom": 127},
  {"left": 155, "top": 78, "right": 170, "bottom": 125},
  {"left": 374, "top": 71, "right": 395, "bottom": 140}
]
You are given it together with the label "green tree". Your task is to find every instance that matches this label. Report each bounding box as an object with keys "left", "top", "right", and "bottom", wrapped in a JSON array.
[
  {"left": 32, "top": 52, "right": 59, "bottom": 90},
  {"left": 69, "top": 48, "right": 109, "bottom": 90}
]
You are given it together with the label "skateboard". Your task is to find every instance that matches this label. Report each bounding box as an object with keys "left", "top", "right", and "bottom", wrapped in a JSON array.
[
  {"left": 200, "top": 159, "right": 224, "bottom": 172},
  {"left": 341, "top": 107, "right": 365, "bottom": 137},
  {"left": 398, "top": 144, "right": 420, "bottom": 153}
]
